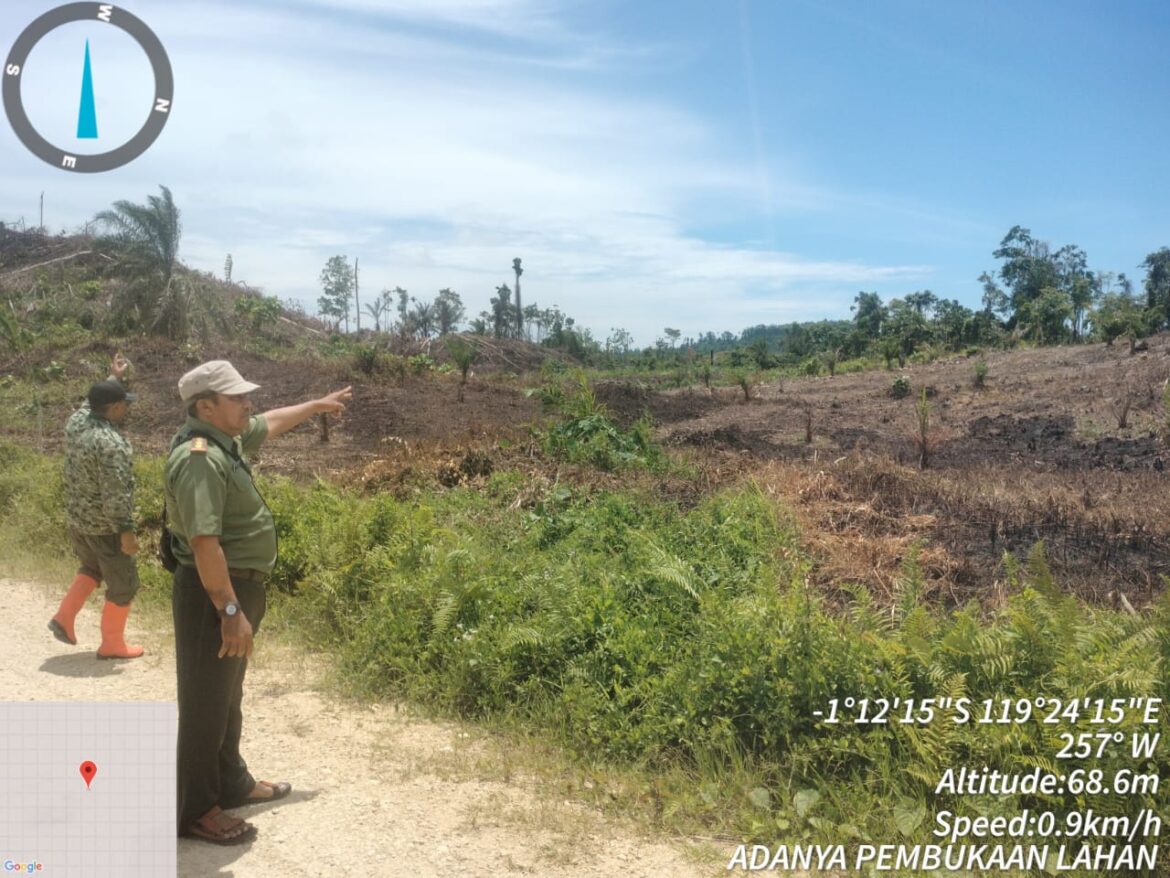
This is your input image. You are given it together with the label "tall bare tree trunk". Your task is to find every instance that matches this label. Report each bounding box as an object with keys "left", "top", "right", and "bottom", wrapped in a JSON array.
[{"left": 512, "top": 257, "right": 523, "bottom": 339}]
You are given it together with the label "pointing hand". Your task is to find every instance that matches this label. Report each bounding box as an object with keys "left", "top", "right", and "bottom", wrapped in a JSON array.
[{"left": 318, "top": 386, "right": 353, "bottom": 415}]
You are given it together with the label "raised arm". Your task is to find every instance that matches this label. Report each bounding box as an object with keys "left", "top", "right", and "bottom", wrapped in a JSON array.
[
  {"left": 261, "top": 386, "right": 352, "bottom": 440},
  {"left": 110, "top": 353, "right": 130, "bottom": 383}
]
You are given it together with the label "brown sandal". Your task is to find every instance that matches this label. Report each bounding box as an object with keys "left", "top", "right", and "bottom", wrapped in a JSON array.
[
  {"left": 186, "top": 806, "right": 257, "bottom": 845},
  {"left": 244, "top": 780, "right": 292, "bottom": 802}
]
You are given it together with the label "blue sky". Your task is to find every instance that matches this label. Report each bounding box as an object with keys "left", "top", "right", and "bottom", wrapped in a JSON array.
[{"left": 2, "top": 0, "right": 1168, "bottom": 346}]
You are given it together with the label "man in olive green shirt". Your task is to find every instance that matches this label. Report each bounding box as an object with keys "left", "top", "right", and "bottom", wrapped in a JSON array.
[{"left": 165, "top": 360, "right": 351, "bottom": 845}]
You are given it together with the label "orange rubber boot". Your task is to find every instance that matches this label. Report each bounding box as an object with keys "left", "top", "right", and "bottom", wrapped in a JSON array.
[
  {"left": 49, "top": 573, "right": 99, "bottom": 645},
  {"left": 96, "top": 601, "right": 144, "bottom": 659}
]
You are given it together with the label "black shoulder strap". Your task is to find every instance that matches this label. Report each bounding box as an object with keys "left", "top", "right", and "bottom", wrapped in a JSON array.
[
  {"left": 160, "top": 429, "right": 273, "bottom": 565},
  {"left": 161, "top": 430, "right": 240, "bottom": 569},
  {"left": 161, "top": 430, "right": 254, "bottom": 533}
]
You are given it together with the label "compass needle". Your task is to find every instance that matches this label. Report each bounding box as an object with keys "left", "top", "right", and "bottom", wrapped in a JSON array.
[
  {"left": 77, "top": 39, "right": 98, "bottom": 139},
  {"left": 4, "top": 3, "right": 172, "bottom": 172}
]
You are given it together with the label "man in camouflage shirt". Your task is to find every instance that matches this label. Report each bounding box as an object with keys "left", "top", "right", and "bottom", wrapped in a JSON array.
[{"left": 49, "top": 354, "right": 145, "bottom": 659}]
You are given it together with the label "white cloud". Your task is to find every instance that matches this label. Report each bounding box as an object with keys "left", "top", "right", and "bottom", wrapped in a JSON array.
[
  {"left": 0, "top": 0, "right": 928, "bottom": 346},
  {"left": 285, "top": 0, "right": 567, "bottom": 39}
]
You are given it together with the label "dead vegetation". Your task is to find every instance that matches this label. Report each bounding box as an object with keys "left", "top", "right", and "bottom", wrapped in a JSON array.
[
  {"left": 648, "top": 337, "right": 1170, "bottom": 607},
  {"left": 751, "top": 456, "right": 1170, "bottom": 608},
  {"left": 5, "top": 244, "right": 1170, "bottom": 610}
]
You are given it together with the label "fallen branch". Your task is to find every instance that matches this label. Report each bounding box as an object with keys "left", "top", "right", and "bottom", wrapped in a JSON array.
[
  {"left": 0, "top": 249, "right": 94, "bottom": 280},
  {"left": 456, "top": 335, "right": 527, "bottom": 372},
  {"left": 278, "top": 314, "right": 322, "bottom": 336}
]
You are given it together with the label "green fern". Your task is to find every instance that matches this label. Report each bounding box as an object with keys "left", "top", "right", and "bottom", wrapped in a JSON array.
[
  {"left": 431, "top": 592, "right": 460, "bottom": 638},
  {"left": 500, "top": 626, "right": 544, "bottom": 651},
  {"left": 641, "top": 537, "right": 701, "bottom": 601}
]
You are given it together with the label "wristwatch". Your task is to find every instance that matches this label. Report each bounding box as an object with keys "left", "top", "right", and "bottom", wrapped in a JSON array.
[{"left": 218, "top": 601, "right": 240, "bottom": 619}]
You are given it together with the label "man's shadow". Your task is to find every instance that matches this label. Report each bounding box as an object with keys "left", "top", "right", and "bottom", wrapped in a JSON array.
[
  {"left": 39, "top": 653, "right": 124, "bottom": 678},
  {"left": 178, "top": 836, "right": 250, "bottom": 876},
  {"left": 232, "top": 787, "right": 320, "bottom": 817},
  {"left": 176, "top": 790, "right": 320, "bottom": 875}
]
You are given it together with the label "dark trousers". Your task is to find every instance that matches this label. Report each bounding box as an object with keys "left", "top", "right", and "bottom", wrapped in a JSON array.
[{"left": 173, "top": 564, "right": 266, "bottom": 833}]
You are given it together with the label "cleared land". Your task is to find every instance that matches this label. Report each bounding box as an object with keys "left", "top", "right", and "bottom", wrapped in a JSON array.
[{"left": 7, "top": 329, "right": 1165, "bottom": 609}]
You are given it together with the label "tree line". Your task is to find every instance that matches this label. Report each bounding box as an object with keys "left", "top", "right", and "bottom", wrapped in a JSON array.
[
  {"left": 675, "top": 227, "right": 1170, "bottom": 369},
  {"left": 19, "top": 186, "right": 1166, "bottom": 371},
  {"left": 315, "top": 253, "right": 596, "bottom": 357}
]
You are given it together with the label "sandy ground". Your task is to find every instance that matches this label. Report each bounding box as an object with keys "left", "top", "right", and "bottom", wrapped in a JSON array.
[{"left": 1, "top": 577, "right": 730, "bottom": 878}]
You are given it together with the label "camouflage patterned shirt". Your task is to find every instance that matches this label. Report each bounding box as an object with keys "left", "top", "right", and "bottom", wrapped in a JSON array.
[{"left": 63, "top": 403, "right": 135, "bottom": 535}]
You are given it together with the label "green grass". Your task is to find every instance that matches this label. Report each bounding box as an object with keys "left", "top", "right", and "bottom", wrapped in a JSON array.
[
  {"left": 0, "top": 441, "right": 174, "bottom": 613},
  {"left": 265, "top": 471, "right": 1170, "bottom": 862},
  {"left": 2, "top": 436, "right": 1165, "bottom": 870}
]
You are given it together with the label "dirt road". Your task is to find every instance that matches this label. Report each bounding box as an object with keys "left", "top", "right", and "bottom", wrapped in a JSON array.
[{"left": 1, "top": 578, "right": 726, "bottom": 878}]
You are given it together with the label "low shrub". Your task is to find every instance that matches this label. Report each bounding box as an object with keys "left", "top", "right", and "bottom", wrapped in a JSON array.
[
  {"left": 350, "top": 343, "right": 382, "bottom": 376},
  {"left": 526, "top": 374, "right": 663, "bottom": 471},
  {"left": 1, "top": 439, "right": 1164, "bottom": 846},
  {"left": 973, "top": 359, "right": 988, "bottom": 388},
  {"left": 266, "top": 478, "right": 1168, "bottom": 845}
]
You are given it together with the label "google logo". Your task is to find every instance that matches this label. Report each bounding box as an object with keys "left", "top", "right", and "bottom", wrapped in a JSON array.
[{"left": 2, "top": 862, "right": 44, "bottom": 874}]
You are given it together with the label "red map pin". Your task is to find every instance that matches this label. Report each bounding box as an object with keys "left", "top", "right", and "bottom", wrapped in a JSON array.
[{"left": 79, "top": 761, "right": 98, "bottom": 789}]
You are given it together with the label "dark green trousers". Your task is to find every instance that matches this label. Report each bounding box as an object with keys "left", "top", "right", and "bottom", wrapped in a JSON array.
[
  {"left": 173, "top": 564, "right": 266, "bottom": 834},
  {"left": 68, "top": 527, "right": 139, "bottom": 605}
]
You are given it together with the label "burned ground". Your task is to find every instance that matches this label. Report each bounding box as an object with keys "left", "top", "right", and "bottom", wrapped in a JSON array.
[
  {"left": 641, "top": 338, "right": 1170, "bottom": 605},
  {"left": 5, "top": 321, "right": 1169, "bottom": 610}
]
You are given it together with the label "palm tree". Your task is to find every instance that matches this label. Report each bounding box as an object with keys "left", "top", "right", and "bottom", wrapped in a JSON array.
[
  {"left": 445, "top": 335, "right": 477, "bottom": 402},
  {"left": 94, "top": 185, "right": 182, "bottom": 336},
  {"left": 363, "top": 301, "right": 384, "bottom": 333},
  {"left": 433, "top": 288, "right": 464, "bottom": 335},
  {"left": 410, "top": 301, "right": 436, "bottom": 338},
  {"left": 491, "top": 284, "right": 512, "bottom": 338}
]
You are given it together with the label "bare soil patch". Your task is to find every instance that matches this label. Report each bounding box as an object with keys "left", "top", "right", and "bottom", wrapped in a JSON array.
[
  {"left": 649, "top": 338, "right": 1170, "bottom": 604},
  {"left": 7, "top": 321, "right": 1169, "bottom": 606}
]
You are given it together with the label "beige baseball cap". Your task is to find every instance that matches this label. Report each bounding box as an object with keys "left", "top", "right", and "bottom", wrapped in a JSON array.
[{"left": 178, "top": 360, "right": 261, "bottom": 401}]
